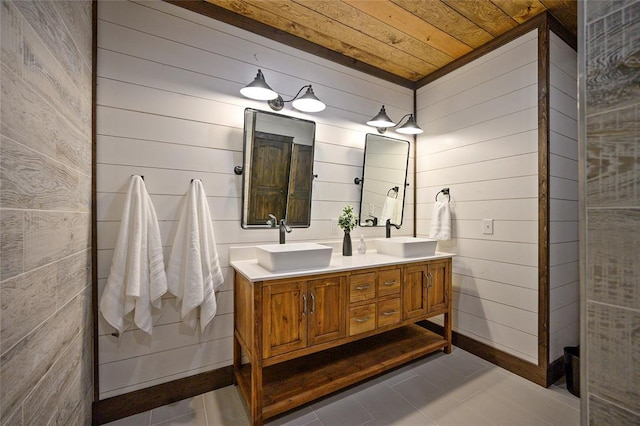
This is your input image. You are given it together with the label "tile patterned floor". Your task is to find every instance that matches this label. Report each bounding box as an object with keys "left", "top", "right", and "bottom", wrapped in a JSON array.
[{"left": 105, "top": 347, "right": 580, "bottom": 426}]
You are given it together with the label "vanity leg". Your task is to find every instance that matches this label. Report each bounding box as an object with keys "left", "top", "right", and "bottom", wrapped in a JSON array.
[
  {"left": 250, "top": 360, "right": 263, "bottom": 426},
  {"left": 251, "top": 284, "right": 264, "bottom": 426},
  {"left": 233, "top": 333, "right": 241, "bottom": 385},
  {"left": 443, "top": 309, "right": 452, "bottom": 354}
]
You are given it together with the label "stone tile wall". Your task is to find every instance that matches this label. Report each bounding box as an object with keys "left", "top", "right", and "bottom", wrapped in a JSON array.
[
  {"left": 0, "top": 1, "right": 93, "bottom": 424},
  {"left": 583, "top": 0, "right": 640, "bottom": 423}
]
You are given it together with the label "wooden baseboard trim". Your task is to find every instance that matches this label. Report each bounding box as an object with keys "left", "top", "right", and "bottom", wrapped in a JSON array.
[
  {"left": 92, "top": 365, "right": 234, "bottom": 425},
  {"left": 547, "top": 354, "right": 566, "bottom": 387},
  {"left": 418, "top": 321, "right": 547, "bottom": 386}
]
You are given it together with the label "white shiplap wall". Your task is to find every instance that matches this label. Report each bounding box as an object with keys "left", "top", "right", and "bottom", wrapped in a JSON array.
[
  {"left": 548, "top": 33, "right": 579, "bottom": 362},
  {"left": 415, "top": 31, "right": 540, "bottom": 363},
  {"left": 96, "top": 1, "right": 413, "bottom": 398}
]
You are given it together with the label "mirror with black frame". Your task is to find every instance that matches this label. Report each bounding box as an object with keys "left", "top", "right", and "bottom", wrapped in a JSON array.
[
  {"left": 358, "top": 133, "right": 410, "bottom": 227},
  {"left": 241, "top": 108, "right": 316, "bottom": 228}
]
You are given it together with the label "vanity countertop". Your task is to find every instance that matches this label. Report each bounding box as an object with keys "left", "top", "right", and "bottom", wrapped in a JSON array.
[{"left": 231, "top": 250, "right": 454, "bottom": 282}]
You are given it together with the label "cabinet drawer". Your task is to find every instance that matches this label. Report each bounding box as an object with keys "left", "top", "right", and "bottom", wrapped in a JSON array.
[
  {"left": 349, "top": 303, "right": 376, "bottom": 336},
  {"left": 377, "top": 298, "right": 401, "bottom": 328},
  {"left": 349, "top": 273, "right": 376, "bottom": 303},
  {"left": 377, "top": 269, "right": 401, "bottom": 297}
]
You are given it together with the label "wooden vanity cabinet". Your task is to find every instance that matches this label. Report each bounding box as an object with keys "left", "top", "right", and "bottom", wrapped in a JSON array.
[
  {"left": 403, "top": 259, "right": 450, "bottom": 320},
  {"left": 234, "top": 258, "right": 452, "bottom": 425},
  {"left": 262, "top": 275, "right": 347, "bottom": 358}
]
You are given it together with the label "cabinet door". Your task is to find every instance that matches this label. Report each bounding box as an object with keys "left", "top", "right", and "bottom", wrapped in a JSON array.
[
  {"left": 308, "top": 276, "right": 347, "bottom": 346},
  {"left": 426, "top": 260, "right": 449, "bottom": 313},
  {"left": 262, "top": 281, "right": 307, "bottom": 358},
  {"left": 402, "top": 264, "right": 428, "bottom": 320}
]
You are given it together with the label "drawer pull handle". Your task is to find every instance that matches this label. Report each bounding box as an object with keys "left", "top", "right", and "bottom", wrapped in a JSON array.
[
  {"left": 355, "top": 285, "right": 371, "bottom": 291},
  {"left": 353, "top": 316, "right": 370, "bottom": 323},
  {"left": 310, "top": 292, "right": 315, "bottom": 314},
  {"left": 383, "top": 280, "right": 397, "bottom": 286},
  {"left": 381, "top": 310, "right": 398, "bottom": 316}
]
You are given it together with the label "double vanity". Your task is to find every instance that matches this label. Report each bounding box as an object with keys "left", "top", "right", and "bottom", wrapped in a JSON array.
[{"left": 231, "top": 238, "right": 453, "bottom": 425}]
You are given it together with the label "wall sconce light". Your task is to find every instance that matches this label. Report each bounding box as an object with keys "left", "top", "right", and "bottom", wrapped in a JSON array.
[
  {"left": 366, "top": 105, "right": 423, "bottom": 135},
  {"left": 239, "top": 69, "right": 278, "bottom": 101},
  {"left": 240, "top": 69, "right": 326, "bottom": 113}
]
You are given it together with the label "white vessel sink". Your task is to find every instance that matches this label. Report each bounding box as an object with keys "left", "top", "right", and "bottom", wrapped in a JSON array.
[
  {"left": 256, "top": 243, "right": 333, "bottom": 272},
  {"left": 375, "top": 237, "right": 438, "bottom": 258}
]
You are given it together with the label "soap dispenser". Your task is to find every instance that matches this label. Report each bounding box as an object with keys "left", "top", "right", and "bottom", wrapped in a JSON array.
[{"left": 357, "top": 235, "right": 367, "bottom": 254}]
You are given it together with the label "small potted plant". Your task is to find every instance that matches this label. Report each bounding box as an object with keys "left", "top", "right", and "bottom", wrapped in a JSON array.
[{"left": 338, "top": 205, "right": 358, "bottom": 256}]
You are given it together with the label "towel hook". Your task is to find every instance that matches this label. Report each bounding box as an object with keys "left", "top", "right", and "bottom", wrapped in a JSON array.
[
  {"left": 387, "top": 186, "right": 399, "bottom": 198},
  {"left": 131, "top": 174, "right": 144, "bottom": 181},
  {"left": 435, "top": 187, "right": 450, "bottom": 202},
  {"left": 191, "top": 178, "right": 202, "bottom": 183}
]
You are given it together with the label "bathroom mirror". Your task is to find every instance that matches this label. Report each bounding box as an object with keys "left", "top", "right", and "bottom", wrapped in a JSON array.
[
  {"left": 358, "top": 133, "right": 410, "bottom": 227},
  {"left": 241, "top": 108, "right": 316, "bottom": 228}
]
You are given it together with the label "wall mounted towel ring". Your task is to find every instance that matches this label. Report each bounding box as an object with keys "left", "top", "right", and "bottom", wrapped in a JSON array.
[{"left": 435, "top": 188, "right": 450, "bottom": 202}]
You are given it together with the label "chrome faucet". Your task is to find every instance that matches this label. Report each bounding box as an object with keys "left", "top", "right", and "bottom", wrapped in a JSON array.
[
  {"left": 279, "top": 219, "right": 292, "bottom": 244},
  {"left": 267, "top": 214, "right": 278, "bottom": 228},
  {"left": 385, "top": 219, "right": 400, "bottom": 238}
]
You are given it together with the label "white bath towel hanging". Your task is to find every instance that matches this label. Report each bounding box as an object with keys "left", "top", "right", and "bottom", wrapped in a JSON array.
[
  {"left": 100, "top": 175, "right": 168, "bottom": 336},
  {"left": 167, "top": 179, "right": 224, "bottom": 331},
  {"left": 429, "top": 200, "right": 452, "bottom": 240}
]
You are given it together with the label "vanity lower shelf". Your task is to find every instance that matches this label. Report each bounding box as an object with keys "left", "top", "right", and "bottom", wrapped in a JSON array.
[{"left": 236, "top": 324, "right": 448, "bottom": 421}]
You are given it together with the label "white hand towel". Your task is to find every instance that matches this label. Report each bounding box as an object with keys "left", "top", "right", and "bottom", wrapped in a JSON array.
[
  {"left": 429, "top": 200, "right": 452, "bottom": 240},
  {"left": 100, "top": 175, "right": 168, "bottom": 336},
  {"left": 380, "top": 196, "right": 398, "bottom": 224},
  {"left": 167, "top": 180, "right": 224, "bottom": 331}
]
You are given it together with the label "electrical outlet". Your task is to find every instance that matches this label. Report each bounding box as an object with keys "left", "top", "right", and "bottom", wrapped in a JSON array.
[
  {"left": 482, "top": 219, "right": 494, "bottom": 235},
  {"left": 330, "top": 218, "right": 338, "bottom": 234}
]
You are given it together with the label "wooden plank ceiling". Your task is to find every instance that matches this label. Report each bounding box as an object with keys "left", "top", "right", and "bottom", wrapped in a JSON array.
[{"left": 182, "top": 0, "right": 576, "bottom": 85}]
